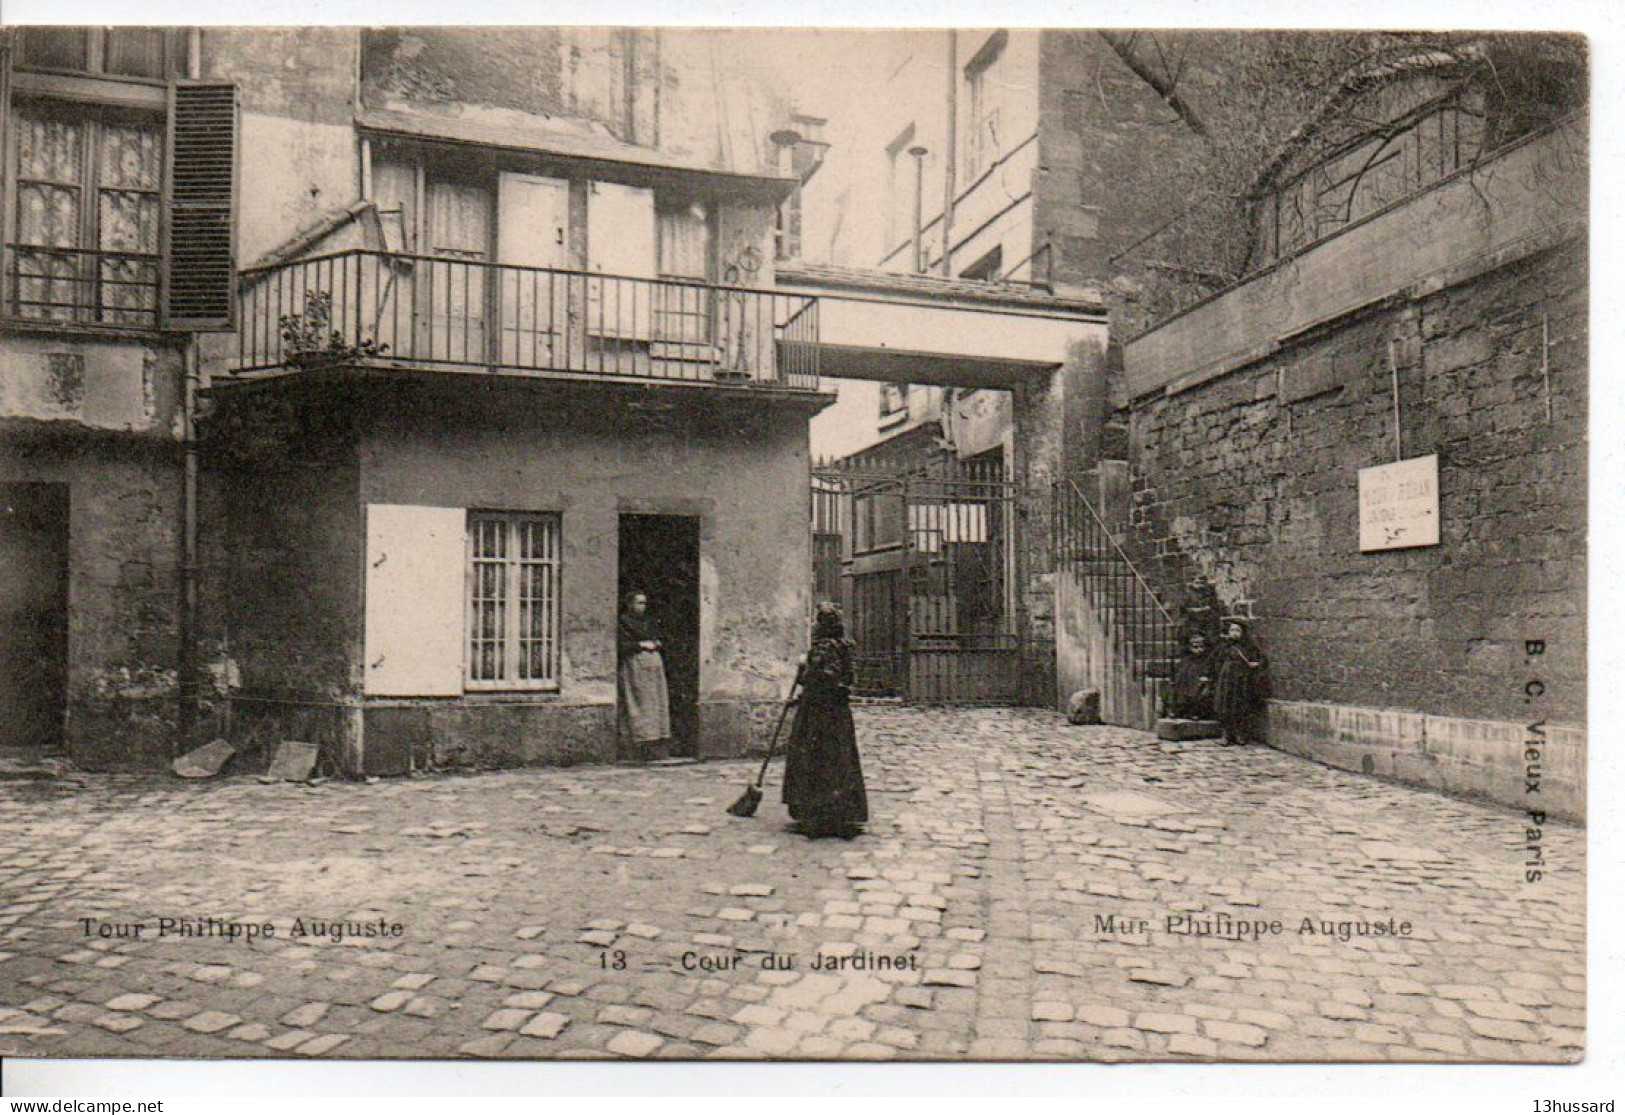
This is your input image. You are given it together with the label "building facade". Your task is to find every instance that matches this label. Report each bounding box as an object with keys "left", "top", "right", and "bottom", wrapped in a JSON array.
[
  {"left": 0, "top": 26, "right": 830, "bottom": 773},
  {"left": 802, "top": 28, "right": 1214, "bottom": 465}
]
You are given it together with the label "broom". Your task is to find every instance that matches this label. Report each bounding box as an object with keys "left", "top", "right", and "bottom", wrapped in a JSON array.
[{"left": 726, "top": 666, "right": 804, "bottom": 817}]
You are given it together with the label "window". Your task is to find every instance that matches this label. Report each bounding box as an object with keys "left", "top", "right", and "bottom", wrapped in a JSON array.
[
  {"left": 959, "top": 246, "right": 1003, "bottom": 282},
  {"left": 16, "top": 28, "right": 185, "bottom": 80},
  {"left": 879, "top": 381, "right": 910, "bottom": 421},
  {"left": 9, "top": 102, "right": 163, "bottom": 327},
  {"left": 5, "top": 34, "right": 237, "bottom": 331},
  {"left": 467, "top": 513, "right": 561, "bottom": 689},
  {"left": 964, "top": 32, "right": 1008, "bottom": 181},
  {"left": 656, "top": 198, "right": 712, "bottom": 343}
]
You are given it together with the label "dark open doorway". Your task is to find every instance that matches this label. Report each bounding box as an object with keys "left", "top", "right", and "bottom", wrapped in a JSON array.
[
  {"left": 1, "top": 482, "right": 69, "bottom": 754},
  {"left": 618, "top": 514, "right": 701, "bottom": 758}
]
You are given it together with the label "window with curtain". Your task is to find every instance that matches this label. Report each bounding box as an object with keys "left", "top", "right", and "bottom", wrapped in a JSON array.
[
  {"left": 656, "top": 199, "right": 711, "bottom": 344},
  {"left": 467, "top": 513, "right": 561, "bottom": 689},
  {"left": 9, "top": 103, "right": 163, "bottom": 327}
]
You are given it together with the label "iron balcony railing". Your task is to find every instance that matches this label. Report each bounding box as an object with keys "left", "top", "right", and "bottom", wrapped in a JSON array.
[
  {"left": 5, "top": 243, "right": 161, "bottom": 329},
  {"left": 234, "top": 249, "right": 821, "bottom": 390},
  {"left": 1054, "top": 477, "right": 1181, "bottom": 685}
]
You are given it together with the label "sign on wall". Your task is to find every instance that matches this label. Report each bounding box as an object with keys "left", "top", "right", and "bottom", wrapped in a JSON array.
[{"left": 1358, "top": 454, "right": 1440, "bottom": 552}]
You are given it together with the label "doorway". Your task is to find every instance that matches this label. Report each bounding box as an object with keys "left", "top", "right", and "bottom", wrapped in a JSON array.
[
  {"left": 0, "top": 482, "right": 69, "bottom": 753},
  {"left": 618, "top": 514, "right": 701, "bottom": 758}
]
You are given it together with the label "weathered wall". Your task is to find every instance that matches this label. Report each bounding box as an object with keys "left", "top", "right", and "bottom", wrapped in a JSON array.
[
  {"left": 1035, "top": 31, "right": 1218, "bottom": 299},
  {"left": 1, "top": 431, "right": 183, "bottom": 768},
  {"left": 0, "top": 330, "right": 187, "bottom": 766},
  {"left": 202, "top": 391, "right": 365, "bottom": 771},
  {"left": 1124, "top": 238, "right": 1586, "bottom": 814},
  {"left": 201, "top": 29, "right": 362, "bottom": 270},
  {"left": 348, "top": 382, "right": 811, "bottom": 769}
]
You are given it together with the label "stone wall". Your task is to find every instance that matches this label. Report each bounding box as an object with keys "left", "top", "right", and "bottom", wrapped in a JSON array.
[{"left": 1124, "top": 238, "right": 1586, "bottom": 814}]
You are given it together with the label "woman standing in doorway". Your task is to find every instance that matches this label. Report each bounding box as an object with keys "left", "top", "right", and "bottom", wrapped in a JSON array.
[
  {"left": 782, "top": 602, "right": 868, "bottom": 839},
  {"left": 1213, "top": 619, "right": 1269, "bottom": 747},
  {"left": 618, "top": 591, "right": 672, "bottom": 761}
]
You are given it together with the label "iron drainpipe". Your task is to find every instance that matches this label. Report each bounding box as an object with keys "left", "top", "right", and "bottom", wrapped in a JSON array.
[
  {"left": 178, "top": 341, "right": 200, "bottom": 747},
  {"left": 940, "top": 31, "right": 957, "bottom": 277},
  {"left": 177, "top": 32, "right": 203, "bottom": 748},
  {"left": 909, "top": 144, "right": 929, "bottom": 273}
]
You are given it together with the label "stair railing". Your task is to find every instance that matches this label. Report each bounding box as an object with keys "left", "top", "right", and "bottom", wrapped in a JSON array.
[{"left": 1053, "top": 478, "right": 1181, "bottom": 696}]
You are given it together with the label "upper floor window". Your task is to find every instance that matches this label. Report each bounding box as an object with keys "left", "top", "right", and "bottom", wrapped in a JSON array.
[
  {"left": 879, "top": 381, "right": 909, "bottom": 421},
  {"left": 16, "top": 28, "right": 187, "bottom": 81},
  {"left": 9, "top": 101, "right": 163, "bottom": 328},
  {"left": 959, "top": 246, "right": 1003, "bottom": 282},
  {"left": 4, "top": 33, "right": 237, "bottom": 332},
  {"left": 964, "top": 31, "right": 1008, "bottom": 182}
]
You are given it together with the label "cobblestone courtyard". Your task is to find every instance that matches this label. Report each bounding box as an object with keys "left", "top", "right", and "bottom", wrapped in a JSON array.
[{"left": 0, "top": 708, "right": 1584, "bottom": 1063}]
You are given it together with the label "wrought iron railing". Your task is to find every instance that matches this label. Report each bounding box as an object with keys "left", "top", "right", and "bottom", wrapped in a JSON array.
[
  {"left": 234, "top": 249, "right": 821, "bottom": 390},
  {"left": 5, "top": 243, "right": 161, "bottom": 329},
  {"left": 1054, "top": 477, "right": 1181, "bottom": 686}
]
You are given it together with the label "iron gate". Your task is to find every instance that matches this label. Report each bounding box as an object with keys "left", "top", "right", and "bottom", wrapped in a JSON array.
[{"left": 811, "top": 456, "right": 1048, "bottom": 704}]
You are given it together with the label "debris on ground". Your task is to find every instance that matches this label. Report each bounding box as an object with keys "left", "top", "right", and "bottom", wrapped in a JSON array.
[
  {"left": 171, "top": 739, "right": 235, "bottom": 779},
  {"left": 259, "top": 740, "right": 319, "bottom": 783}
]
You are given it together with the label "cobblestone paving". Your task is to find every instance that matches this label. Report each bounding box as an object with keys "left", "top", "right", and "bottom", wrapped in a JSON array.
[{"left": 0, "top": 708, "right": 1584, "bottom": 1062}]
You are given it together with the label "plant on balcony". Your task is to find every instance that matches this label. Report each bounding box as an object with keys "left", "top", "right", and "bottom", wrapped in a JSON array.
[{"left": 278, "top": 290, "right": 390, "bottom": 367}]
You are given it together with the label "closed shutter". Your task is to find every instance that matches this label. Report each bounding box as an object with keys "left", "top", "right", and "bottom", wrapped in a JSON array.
[
  {"left": 587, "top": 181, "right": 655, "bottom": 277},
  {"left": 164, "top": 81, "right": 237, "bottom": 330},
  {"left": 364, "top": 504, "right": 466, "bottom": 697}
]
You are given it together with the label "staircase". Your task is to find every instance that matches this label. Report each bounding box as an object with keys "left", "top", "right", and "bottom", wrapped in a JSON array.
[{"left": 1052, "top": 475, "right": 1181, "bottom": 731}]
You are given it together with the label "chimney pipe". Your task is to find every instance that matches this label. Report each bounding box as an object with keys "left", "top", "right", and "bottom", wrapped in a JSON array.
[{"left": 908, "top": 144, "right": 929, "bottom": 273}]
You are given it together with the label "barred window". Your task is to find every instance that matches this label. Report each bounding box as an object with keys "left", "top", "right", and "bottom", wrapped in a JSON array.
[{"left": 466, "top": 513, "right": 560, "bottom": 689}]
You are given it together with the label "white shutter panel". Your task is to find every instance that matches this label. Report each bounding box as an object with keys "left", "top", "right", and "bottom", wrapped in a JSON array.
[
  {"left": 587, "top": 182, "right": 655, "bottom": 276},
  {"left": 364, "top": 504, "right": 465, "bottom": 697},
  {"left": 586, "top": 182, "right": 656, "bottom": 340}
]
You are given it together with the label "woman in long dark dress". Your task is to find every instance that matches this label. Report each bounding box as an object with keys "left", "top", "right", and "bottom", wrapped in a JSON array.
[
  {"left": 618, "top": 591, "right": 671, "bottom": 761},
  {"left": 782, "top": 603, "right": 868, "bottom": 839},
  {"left": 1213, "top": 619, "right": 1268, "bottom": 746}
]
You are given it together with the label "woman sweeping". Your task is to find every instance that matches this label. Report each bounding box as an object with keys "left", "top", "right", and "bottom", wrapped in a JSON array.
[
  {"left": 1213, "top": 619, "right": 1269, "bottom": 747},
  {"left": 782, "top": 602, "right": 868, "bottom": 839},
  {"left": 618, "top": 591, "right": 672, "bottom": 761}
]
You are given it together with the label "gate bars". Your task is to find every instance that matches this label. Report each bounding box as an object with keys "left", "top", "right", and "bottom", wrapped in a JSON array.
[{"left": 811, "top": 455, "right": 1051, "bottom": 705}]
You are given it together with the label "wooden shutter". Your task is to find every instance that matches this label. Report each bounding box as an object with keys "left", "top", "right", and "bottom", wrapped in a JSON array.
[
  {"left": 364, "top": 504, "right": 466, "bottom": 697},
  {"left": 164, "top": 81, "right": 237, "bottom": 330}
]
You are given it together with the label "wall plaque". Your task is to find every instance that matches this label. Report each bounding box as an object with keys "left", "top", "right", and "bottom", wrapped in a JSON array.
[{"left": 1359, "top": 454, "right": 1440, "bottom": 552}]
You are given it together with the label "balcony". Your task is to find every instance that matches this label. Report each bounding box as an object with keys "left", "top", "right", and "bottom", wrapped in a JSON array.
[{"left": 232, "top": 250, "right": 821, "bottom": 392}]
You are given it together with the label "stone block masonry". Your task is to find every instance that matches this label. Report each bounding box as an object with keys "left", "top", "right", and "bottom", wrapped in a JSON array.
[{"left": 1123, "top": 239, "right": 1585, "bottom": 817}]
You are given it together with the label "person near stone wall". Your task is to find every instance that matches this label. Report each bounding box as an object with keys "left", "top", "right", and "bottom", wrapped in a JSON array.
[
  {"left": 782, "top": 602, "right": 868, "bottom": 840},
  {"left": 618, "top": 591, "right": 672, "bottom": 761},
  {"left": 1165, "top": 630, "right": 1217, "bottom": 721},
  {"left": 1213, "top": 619, "right": 1269, "bottom": 747}
]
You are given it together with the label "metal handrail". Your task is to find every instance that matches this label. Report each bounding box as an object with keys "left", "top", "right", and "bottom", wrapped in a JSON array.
[
  {"left": 233, "top": 249, "right": 820, "bottom": 389},
  {"left": 1061, "top": 477, "right": 1176, "bottom": 626},
  {"left": 237, "top": 247, "right": 798, "bottom": 298}
]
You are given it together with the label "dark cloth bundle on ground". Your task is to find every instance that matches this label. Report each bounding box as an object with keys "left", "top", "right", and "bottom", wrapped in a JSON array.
[
  {"left": 782, "top": 609, "right": 868, "bottom": 838},
  {"left": 1213, "top": 627, "right": 1269, "bottom": 745}
]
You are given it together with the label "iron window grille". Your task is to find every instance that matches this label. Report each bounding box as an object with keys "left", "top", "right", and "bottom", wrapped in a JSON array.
[{"left": 466, "top": 512, "right": 562, "bottom": 691}]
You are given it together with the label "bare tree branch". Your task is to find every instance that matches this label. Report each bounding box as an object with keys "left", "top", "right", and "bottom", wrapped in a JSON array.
[{"left": 1097, "top": 30, "right": 1210, "bottom": 139}]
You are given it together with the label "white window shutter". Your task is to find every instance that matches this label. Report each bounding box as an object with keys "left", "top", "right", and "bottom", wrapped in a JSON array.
[
  {"left": 364, "top": 504, "right": 465, "bottom": 697},
  {"left": 587, "top": 182, "right": 655, "bottom": 277}
]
